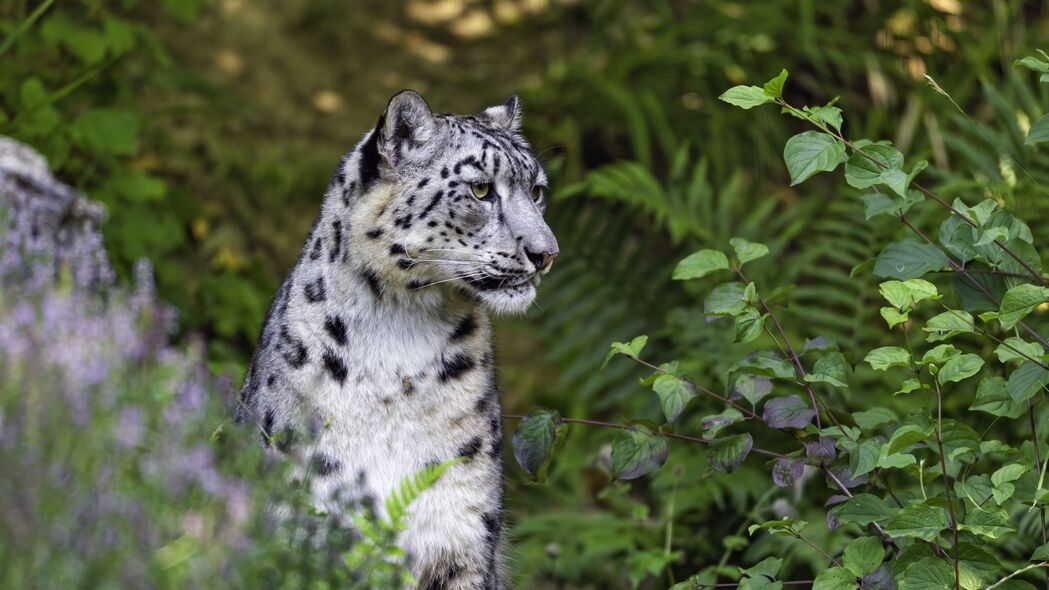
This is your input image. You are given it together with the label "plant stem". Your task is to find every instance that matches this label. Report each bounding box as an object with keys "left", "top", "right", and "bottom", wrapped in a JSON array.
[
  {"left": 932, "top": 379, "right": 961, "bottom": 590},
  {"left": 792, "top": 529, "right": 843, "bottom": 566},
  {"left": 939, "top": 267, "right": 1049, "bottom": 282},
  {"left": 500, "top": 415, "right": 789, "bottom": 459},
  {"left": 897, "top": 213, "right": 1049, "bottom": 352},
  {"left": 0, "top": 0, "right": 55, "bottom": 59},
  {"left": 1027, "top": 400, "right": 1049, "bottom": 590},
  {"left": 778, "top": 96, "right": 1049, "bottom": 290},
  {"left": 933, "top": 303, "right": 1049, "bottom": 371},
  {"left": 630, "top": 356, "right": 764, "bottom": 421},
  {"left": 693, "top": 582, "right": 815, "bottom": 589},
  {"left": 986, "top": 563, "right": 1049, "bottom": 590},
  {"left": 733, "top": 267, "right": 842, "bottom": 431}
]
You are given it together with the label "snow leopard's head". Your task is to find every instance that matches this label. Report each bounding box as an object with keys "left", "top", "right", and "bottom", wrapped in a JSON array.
[{"left": 343, "top": 90, "right": 558, "bottom": 315}]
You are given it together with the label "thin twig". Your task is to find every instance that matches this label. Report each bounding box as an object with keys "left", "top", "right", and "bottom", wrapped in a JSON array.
[
  {"left": 692, "top": 582, "right": 815, "bottom": 589},
  {"left": 734, "top": 267, "right": 843, "bottom": 431},
  {"left": 933, "top": 379, "right": 962, "bottom": 590},
  {"left": 792, "top": 529, "right": 843, "bottom": 566},
  {"left": 897, "top": 213, "right": 1049, "bottom": 352},
  {"left": 938, "top": 267, "right": 1049, "bottom": 282},
  {"left": 630, "top": 356, "right": 764, "bottom": 421},
  {"left": 499, "top": 415, "right": 788, "bottom": 459},
  {"left": 1027, "top": 400, "right": 1049, "bottom": 590},
  {"left": 933, "top": 303, "right": 1049, "bottom": 372},
  {"left": 986, "top": 563, "right": 1049, "bottom": 590},
  {"left": 778, "top": 95, "right": 1049, "bottom": 290}
]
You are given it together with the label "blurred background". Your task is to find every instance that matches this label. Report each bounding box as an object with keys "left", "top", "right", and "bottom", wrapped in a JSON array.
[{"left": 3, "top": 0, "right": 1049, "bottom": 588}]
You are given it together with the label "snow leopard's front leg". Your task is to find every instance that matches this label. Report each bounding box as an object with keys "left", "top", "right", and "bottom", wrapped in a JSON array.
[{"left": 405, "top": 436, "right": 506, "bottom": 590}]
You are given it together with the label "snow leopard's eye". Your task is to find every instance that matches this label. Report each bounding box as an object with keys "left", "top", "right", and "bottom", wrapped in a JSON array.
[
  {"left": 531, "top": 186, "right": 544, "bottom": 203},
  {"left": 470, "top": 182, "right": 491, "bottom": 199}
]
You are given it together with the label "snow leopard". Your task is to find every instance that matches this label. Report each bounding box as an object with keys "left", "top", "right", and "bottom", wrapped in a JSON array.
[{"left": 237, "top": 90, "right": 558, "bottom": 589}]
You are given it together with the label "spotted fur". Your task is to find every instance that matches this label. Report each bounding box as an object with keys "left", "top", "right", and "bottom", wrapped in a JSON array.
[{"left": 237, "top": 91, "right": 558, "bottom": 589}]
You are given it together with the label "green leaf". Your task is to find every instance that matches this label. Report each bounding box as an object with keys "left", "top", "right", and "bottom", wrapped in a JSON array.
[
  {"left": 1032, "top": 543, "right": 1049, "bottom": 561},
  {"left": 735, "top": 310, "right": 766, "bottom": 344},
  {"left": 887, "top": 424, "right": 933, "bottom": 455},
  {"left": 939, "top": 215, "right": 979, "bottom": 264},
  {"left": 763, "top": 69, "right": 789, "bottom": 98},
  {"left": 1015, "top": 55, "right": 1049, "bottom": 73},
  {"left": 841, "top": 437, "right": 881, "bottom": 479},
  {"left": 805, "top": 352, "right": 849, "bottom": 388},
  {"left": 719, "top": 85, "right": 774, "bottom": 109},
  {"left": 970, "top": 376, "right": 1026, "bottom": 419},
  {"left": 882, "top": 159, "right": 926, "bottom": 198},
  {"left": 512, "top": 409, "right": 562, "bottom": 477},
  {"left": 813, "top": 566, "right": 858, "bottom": 590},
  {"left": 673, "top": 249, "right": 729, "bottom": 280},
  {"left": 730, "top": 237, "right": 769, "bottom": 266},
  {"left": 898, "top": 557, "right": 954, "bottom": 590},
  {"left": 880, "top": 279, "right": 939, "bottom": 310},
  {"left": 805, "top": 104, "right": 843, "bottom": 132},
  {"left": 994, "top": 337, "right": 1044, "bottom": 363},
  {"left": 874, "top": 240, "right": 949, "bottom": 280},
  {"left": 741, "top": 556, "right": 784, "bottom": 580},
  {"left": 611, "top": 426, "right": 669, "bottom": 480},
  {"left": 834, "top": 493, "right": 896, "bottom": 525},
  {"left": 998, "top": 284, "right": 1049, "bottom": 329},
  {"left": 884, "top": 501, "right": 948, "bottom": 541},
  {"left": 652, "top": 375, "right": 697, "bottom": 423},
  {"left": 957, "top": 475, "right": 994, "bottom": 506},
  {"left": 880, "top": 306, "right": 909, "bottom": 328},
  {"left": 974, "top": 225, "right": 1010, "bottom": 247},
  {"left": 959, "top": 508, "right": 1014, "bottom": 539},
  {"left": 843, "top": 537, "right": 884, "bottom": 577},
  {"left": 705, "top": 282, "right": 749, "bottom": 316},
  {"left": 921, "top": 344, "right": 961, "bottom": 365},
  {"left": 20, "top": 77, "right": 49, "bottom": 109},
  {"left": 735, "top": 375, "right": 773, "bottom": 407},
  {"left": 878, "top": 446, "right": 917, "bottom": 469},
  {"left": 783, "top": 131, "right": 845, "bottom": 186},
  {"left": 1007, "top": 361, "right": 1049, "bottom": 403},
  {"left": 991, "top": 463, "right": 1024, "bottom": 504},
  {"left": 748, "top": 517, "right": 807, "bottom": 537},
  {"left": 991, "top": 464, "right": 1025, "bottom": 487},
  {"left": 71, "top": 109, "right": 140, "bottom": 156},
  {"left": 852, "top": 408, "right": 898, "bottom": 430},
  {"left": 731, "top": 355, "right": 796, "bottom": 380},
  {"left": 762, "top": 395, "right": 815, "bottom": 429},
  {"left": 923, "top": 310, "right": 975, "bottom": 341},
  {"left": 865, "top": 346, "right": 911, "bottom": 371},
  {"left": 602, "top": 335, "right": 648, "bottom": 369},
  {"left": 896, "top": 378, "right": 928, "bottom": 395},
  {"left": 1026, "top": 113, "right": 1049, "bottom": 145},
  {"left": 844, "top": 144, "right": 904, "bottom": 189},
  {"left": 709, "top": 433, "right": 753, "bottom": 473},
  {"left": 937, "top": 354, "right": 984, "bottom": 384},
  {"left": 956, "top": 542, "right": 1002, "bottom": 589},
  {"left": 738, "top": 554, "right": 788, "bottom": 583},
  {"left": 862, "top": 188, "right": 924, "bottom": 220},
  {"left": 701, "top": 408, "right": 743, "bottom": 441}
]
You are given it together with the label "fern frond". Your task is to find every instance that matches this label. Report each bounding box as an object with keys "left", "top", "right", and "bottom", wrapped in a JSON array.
[{"left": 384, "top": 457, "right": 464, "bottom": 527}]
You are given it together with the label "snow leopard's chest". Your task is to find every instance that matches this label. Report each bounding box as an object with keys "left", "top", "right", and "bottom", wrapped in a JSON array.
[{"left": 292, "top": 290, "right": 498, "bottom": 516}]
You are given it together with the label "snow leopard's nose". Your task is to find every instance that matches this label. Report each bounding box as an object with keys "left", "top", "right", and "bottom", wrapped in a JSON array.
[{"left": 524, "top": 246, "right": 558, "bottom": 274}]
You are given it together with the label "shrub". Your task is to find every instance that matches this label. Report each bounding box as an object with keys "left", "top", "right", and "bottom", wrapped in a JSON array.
[{"left": 512, "top": 61, "right": 1049, "bottom": 590}]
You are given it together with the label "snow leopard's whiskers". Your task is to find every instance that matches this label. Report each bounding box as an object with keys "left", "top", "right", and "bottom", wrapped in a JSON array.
[{"left": 409, "top": 271, "right": 488, "bottom": 290}]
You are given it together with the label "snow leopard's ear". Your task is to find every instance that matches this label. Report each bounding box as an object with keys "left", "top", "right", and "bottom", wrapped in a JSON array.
[
  {"left": 378, "top": 90, "right": 437, "bottom": 166},
  {"left": 479, "top": 96, "right": 522, "bottom": 132}
]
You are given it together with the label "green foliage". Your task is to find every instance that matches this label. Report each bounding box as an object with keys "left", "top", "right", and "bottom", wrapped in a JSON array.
[{"left": 513, "top": 57, "right": 1049, "bottom": 589}]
